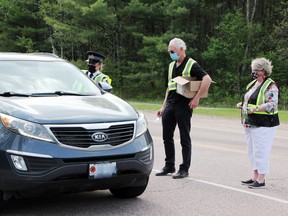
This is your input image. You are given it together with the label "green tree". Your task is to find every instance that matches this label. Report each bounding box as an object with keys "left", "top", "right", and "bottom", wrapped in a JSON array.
[
  {"left": 0, "top": 0, "right": 287, "bottom": 107},
  {"left": 113, "top": 0, "right": 170, "bottom": 98},
  {"left": 202, "top": 11, "right": 250, "bottom": 98},
  {"left": 0, "top": 0, "right": 50, "bottom": 52},
  {"left": 265, "top": 1, "right": 288, "bottom": 109},
  {"left": 41, "top": 0, "right": 116, "bottom": 60}
]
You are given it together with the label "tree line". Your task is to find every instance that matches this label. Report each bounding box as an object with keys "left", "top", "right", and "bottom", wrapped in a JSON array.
[{"left": 0, "top": 0, "right": 287, "bottom": 108}]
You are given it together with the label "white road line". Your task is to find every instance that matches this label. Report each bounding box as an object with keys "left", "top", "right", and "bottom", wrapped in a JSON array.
[
  {"left": 190, "top": 178, "right": 288, "bottom": 205},
  {"left": 152, "top": 169, "right": 288, "bottom": 205}
]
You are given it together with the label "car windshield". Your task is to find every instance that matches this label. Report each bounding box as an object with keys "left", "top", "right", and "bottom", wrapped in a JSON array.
[{"left": 0, "top": 60, "right": 101, "bottom": 95}]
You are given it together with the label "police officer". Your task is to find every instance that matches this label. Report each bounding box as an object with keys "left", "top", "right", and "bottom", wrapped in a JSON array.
[
  {"left": 156, "top": 38, "right": 212, "bottom": 179},
  {"left": 85, "top": 51, "right": 112, "bottom": 85}
]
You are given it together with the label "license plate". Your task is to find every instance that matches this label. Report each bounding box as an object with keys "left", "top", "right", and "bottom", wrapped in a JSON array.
[{"left": 89, "top": 162, "right": 117, "bottom": 179}]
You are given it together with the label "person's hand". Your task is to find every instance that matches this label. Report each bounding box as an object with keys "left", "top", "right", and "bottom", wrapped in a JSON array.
[
  {"left": 157, "top": 107, "right": 164, "bottom": 117},
  {"left": 236, "top": 102, "right": 242, "bottom": 109},
  {"left": 247, "top": 107, "right": 255, "bottom": 114},
  {"left": 189, "top": 97, "right": 200, "bottom": 109}
]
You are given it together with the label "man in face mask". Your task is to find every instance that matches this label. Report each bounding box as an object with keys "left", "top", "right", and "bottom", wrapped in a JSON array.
[
  {"left": 156, "top": 38, "right": 212, "bottom": 179},
  {"left": 85, "top": 51, "right": 112, "bottom": 85}
]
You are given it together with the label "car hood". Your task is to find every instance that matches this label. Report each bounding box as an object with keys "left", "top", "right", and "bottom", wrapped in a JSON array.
[{"left": 0, "top": 94, "right": 138, "bottom": 124}]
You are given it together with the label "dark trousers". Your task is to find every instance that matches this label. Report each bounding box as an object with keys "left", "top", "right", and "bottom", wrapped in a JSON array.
[{"left": 162, "top": 102, "right": 192, "bottom": 172}]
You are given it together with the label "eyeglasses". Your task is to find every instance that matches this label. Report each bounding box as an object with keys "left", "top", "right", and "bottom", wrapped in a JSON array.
[{"left": 168, "top": 50, "right": 175, "bottom": 54}]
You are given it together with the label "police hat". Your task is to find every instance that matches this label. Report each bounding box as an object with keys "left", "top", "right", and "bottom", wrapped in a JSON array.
[{"left": 86, "top": 51, "right": 105, "bottom": 63}]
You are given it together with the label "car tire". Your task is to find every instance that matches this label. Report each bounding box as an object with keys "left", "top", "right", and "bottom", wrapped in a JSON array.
[
  {"left": 109, "top": 177, "right": 149, "bottom": 198},
  {"left": 0, "top": 191, "right": 5, "bottom": 209}
]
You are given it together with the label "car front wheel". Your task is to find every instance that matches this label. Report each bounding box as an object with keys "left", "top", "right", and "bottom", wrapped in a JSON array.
[
  {"left": 109, "top": 177, "right": 149, "bottom": 198},
  {"left": 0, "top": 191, "right": 5, "bottom": 209}
]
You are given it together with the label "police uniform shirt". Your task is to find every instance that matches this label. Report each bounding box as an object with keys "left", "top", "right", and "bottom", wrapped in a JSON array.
[{"left": 167, "top": 56, "right": 208, "bottom": 104}]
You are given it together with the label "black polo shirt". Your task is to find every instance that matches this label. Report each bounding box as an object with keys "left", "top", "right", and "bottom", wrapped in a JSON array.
[{"left": 167, "top": 56, "right": 208, "bottom": 105}]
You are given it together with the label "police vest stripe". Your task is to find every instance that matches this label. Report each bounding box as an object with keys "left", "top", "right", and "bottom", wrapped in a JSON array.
[
  {"left": 246, "top": 78, "right": 278, "bottom": 115},
  {"left": 94, "top": 73, "right": 106, "bottom": 83},
  {"left": 168, "top": 58, "right": 196, "bottom": 90}
]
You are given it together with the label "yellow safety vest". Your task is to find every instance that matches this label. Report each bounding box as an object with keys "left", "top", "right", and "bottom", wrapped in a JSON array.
[
  {"left": 93, "top": 73, "right": 112, "bottom": 85},
  {"left": 246, "top": 78, "right": 278, "bottom": 115},
  {"left": 83, "top": 70, "right": 112, "bottom": 85}
]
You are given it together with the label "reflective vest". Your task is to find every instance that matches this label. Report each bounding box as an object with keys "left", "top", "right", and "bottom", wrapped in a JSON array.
[
  {"left": 168, "top": 58, "right": 196, "bottom": 91},
  {"left": 93, "top": 73, "right": 112, "bottom": 85},
  {"left": 84, "top": 71, "right": 112, "bottom": 85},
  {"left": 246, "top": 78, "right": 278, "bottom": 115}
]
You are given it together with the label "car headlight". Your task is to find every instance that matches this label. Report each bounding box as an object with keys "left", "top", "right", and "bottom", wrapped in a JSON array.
[
  {"left": 135, "top": 112, "right": 148, "bottom": 138},
  {"left": 0, "top": 113, "right": 53, "bottom": 142}
]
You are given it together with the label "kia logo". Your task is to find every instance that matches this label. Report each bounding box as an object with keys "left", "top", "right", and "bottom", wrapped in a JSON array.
[{"left": 91, "top": 132, "right": 108, "bottom": 142}]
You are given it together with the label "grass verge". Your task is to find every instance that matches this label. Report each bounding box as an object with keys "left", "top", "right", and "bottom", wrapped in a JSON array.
[{"left": 129, "top": 102, "right": 288, "bottom": 124}]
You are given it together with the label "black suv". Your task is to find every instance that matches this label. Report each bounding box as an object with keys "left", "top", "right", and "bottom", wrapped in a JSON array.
[{"left": 0, "top": 53, "right": 154, "bottom": 207}]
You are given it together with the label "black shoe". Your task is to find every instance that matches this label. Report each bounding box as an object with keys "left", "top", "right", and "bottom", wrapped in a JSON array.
[
  {"left": 172, "top": 170, "right": 189, "bottom": 179},
  {"left": 241, "top": 179, "right": 255, "bottom": 185},
  {"left": 248, "top": 181, "right": 265, "bottom": 189},
  {"left": 155, "top": 166, "right": 176, "bottom": 176}
]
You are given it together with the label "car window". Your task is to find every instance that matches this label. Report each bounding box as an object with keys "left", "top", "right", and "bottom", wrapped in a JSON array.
[{"left": 0, "top": 60, "right": 101, "bottom": 95}]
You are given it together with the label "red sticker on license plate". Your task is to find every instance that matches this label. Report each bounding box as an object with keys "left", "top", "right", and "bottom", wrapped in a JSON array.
[{"left": 89, "top": 162, "right": 116, "bottom": 179}]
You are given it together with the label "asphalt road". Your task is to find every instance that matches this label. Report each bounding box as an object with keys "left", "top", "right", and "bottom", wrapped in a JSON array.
[{"left": 2, "top": 110, "right": 288, "bottom": 216}]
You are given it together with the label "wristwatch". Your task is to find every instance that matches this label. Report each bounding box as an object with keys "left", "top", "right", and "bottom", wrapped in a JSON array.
[{"left": 255, "top": 106, "right": 259, "bottom": 112}]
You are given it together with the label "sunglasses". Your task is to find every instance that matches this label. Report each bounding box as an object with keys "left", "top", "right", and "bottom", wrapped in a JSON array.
[{"left": 168, "top": 50, "right": 175, "bottom": 54}]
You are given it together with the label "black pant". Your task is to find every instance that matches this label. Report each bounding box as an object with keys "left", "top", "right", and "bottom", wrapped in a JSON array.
[{"left": 162, "top": 102, "right": 192, "bottom": 172}]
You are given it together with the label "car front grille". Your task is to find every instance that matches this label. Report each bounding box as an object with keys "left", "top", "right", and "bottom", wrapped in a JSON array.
[{"left": 48, "top": 122, "right": 135, "bottom": 149}]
